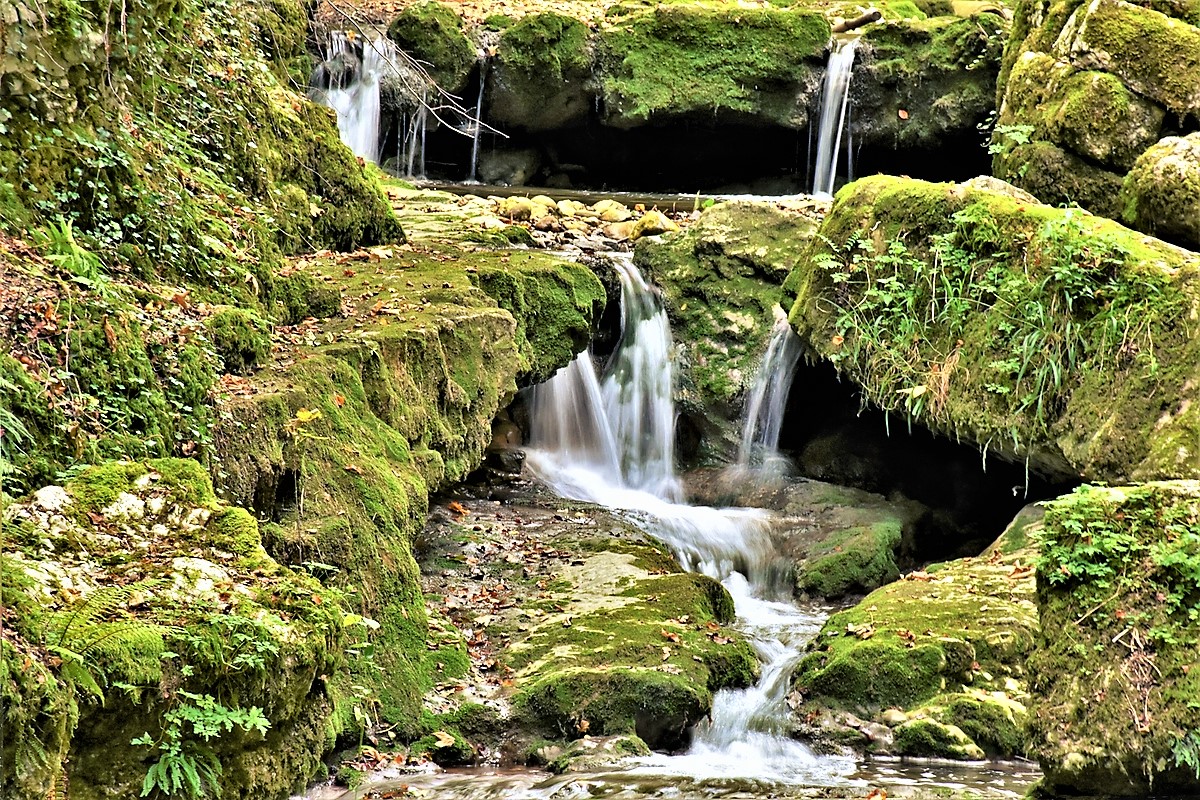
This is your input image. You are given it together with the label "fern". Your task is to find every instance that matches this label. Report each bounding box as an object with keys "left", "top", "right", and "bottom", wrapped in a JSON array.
[{"left": 44, "top": 581, "right": 172, "bottom": 703}]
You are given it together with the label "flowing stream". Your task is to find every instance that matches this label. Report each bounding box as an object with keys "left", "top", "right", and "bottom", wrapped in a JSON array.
[
  {"left": 734, "top": 309, "right": 803, "bottom": 474},
  {"left": 524, "top": 254, "right": 856, "bottom": 786},
  {"left": 812, "top": 38, "right": 859, "bottom": 198}
]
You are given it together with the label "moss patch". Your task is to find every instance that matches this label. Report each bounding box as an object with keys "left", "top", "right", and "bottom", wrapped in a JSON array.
[
  {"left": 1030, "top": 482, "right": 1200, "bottom": 795},
  {"left": 595, "top": 2, "right": 829, "bottom": 127},
  {"left": 387, "top": 1, "right": 478, "bottom": 93}
]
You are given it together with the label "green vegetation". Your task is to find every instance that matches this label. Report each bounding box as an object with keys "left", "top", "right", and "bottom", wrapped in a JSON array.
[
  {"left": 795, "top": 521, "right": 902, "bottom": 598},
  {"left": 1031, "top": 483, "right": 1200, "bottom": 793},
  {"left": 387, "top": 1, "right": 478, "bottom": 92},
  {"left": 785, "top": 175, "right": 1200, "bottom": 482},
  {"left": 596, "top": 3, "right": 829, "bottom": 126}
]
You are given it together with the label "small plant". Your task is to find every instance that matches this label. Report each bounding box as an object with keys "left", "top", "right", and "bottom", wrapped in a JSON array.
[
  {"left": 987, "top": 123, "right": 1035, "bottom": 156},
  {"left": 132, "top": 691, "right": 270, "bottom": 799},
  {"left": 1172, "top": 730, "right": 1200, "bottom": 779}
]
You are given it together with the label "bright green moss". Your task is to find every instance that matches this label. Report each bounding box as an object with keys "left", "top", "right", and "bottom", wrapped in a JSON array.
[
  {"left": 206, "top": 308, "right": 272, "bottom": 375},
  {"left": 387, "top": 1, "right": 477, "bottom": 92},
  {"left": 893, "top": 718, "right": 985, "bottom": 759},
  {"left": 796, "top": 521, "right": 902, "bottom": 598},
  {"left": 596, "top": 3, "right": 830, "bottom": 126}
]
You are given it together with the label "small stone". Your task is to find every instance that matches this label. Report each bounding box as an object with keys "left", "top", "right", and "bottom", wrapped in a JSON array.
[
  {"left": 601, "top": 221, "right": 636, "bottom": 241},
  {"left": 102, "top": 492, "right": 146, "bottom": 521},
  {"left": 593, "top": 199, "right": 632, "bottom": 222},
  {"left": 498, "top": 197, "right": 536, "bottom": 221},
  {"left": 33, "top": 485, "right": 72, "bottom": 513},
  {"left": 632, "top": 210, "right": 680, "bottom": 240}
]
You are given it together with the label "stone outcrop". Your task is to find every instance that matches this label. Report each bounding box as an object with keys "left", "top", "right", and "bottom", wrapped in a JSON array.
[
  {"left": 993, "top": 0, "right": 1200, "bottom": 249},
  {"left": 783, "top": 175, "right": 1200, "bottom": 484}
]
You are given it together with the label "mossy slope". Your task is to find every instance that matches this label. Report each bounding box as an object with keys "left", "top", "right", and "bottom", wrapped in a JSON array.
[
  {"left": 784, "top": 175, "right": 1200, "bottom": 483},
  {"left": 1030, "top": 483, "right": 1200, "bottom": 795}
]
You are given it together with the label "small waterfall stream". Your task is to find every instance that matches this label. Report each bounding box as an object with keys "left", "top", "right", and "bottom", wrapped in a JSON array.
[
  {"left": 311, "top": 33, "right": 399, "bottom": 163},
  {"left": 468, "top": 58, "right": 490, "bottom": 183},
  {"left": 811, "top": 38, "right": 859, "bottom": 198},
  {"left": 735, "top": 309, "right": 803, "bottom": 473},
  {"left": 525, "top": 256, "right": 855, "bottom": 786}
]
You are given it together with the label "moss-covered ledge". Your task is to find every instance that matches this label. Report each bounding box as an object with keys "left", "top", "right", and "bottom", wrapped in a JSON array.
[
  {"left": 1, "top": 459, "right": 345, "bottom": 800},
  {"left": 783, "top": 174, "right": 1200, "bottom": 483},
  {"left": 1030, "top": 482, "right": 1200, "bottom": 795}
]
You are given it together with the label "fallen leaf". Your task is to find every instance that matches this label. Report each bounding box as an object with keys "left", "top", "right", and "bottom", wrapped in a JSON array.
[
  {"left": 432, "top": 730, "right": 456, "bottom": 748},
  {"left": 898, "top": 109, "right": 909, "bottom": 119},
  {"left": 661, "top": 629, "right": 681, "bottom": 643}
]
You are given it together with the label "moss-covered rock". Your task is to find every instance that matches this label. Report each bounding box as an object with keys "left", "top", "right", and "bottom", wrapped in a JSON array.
[
  {"left": 1118, "top": 132, "right": 1200, "bottom": 250},
  {"left": 1, "top": 460, "right": 345, "bottom": 800},
  {"left": 792, "top": 506, "right": 1042, "bottom": 757},
  {"left": 784, "top": 175, "right": 1200, "bottom": 483},
  {"left": 490, "top": 13, "right": 595, "bottom": 130},
  {"left": 387, "top": 1, "right": 478, "bottom": 93},
  {"left": 1000, "top": 52, "right": 1164, "bottom": 171},
  {"left": 855, "top": 15, "right": 1006, "bottom": 152},
  {"left": 595, "top": 2, "right": 829, "bottom": 128},
  {"left": 636, "top": 200, "right": 820, "bottom": 462},
  {"left": 992, "top": 140, "right": 1125, "bottom": 217},
  {"left": 1030, "top": 482, "right": 1200, "bottom": 795},
  {"left": 206, "top": 308, "right": 273, "bottom": 374}
]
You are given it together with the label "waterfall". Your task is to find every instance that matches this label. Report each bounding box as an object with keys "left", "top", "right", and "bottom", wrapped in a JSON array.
[
  {"left": 467, "top": 58, "right": 490, "bottom": 183},
  {"left": 812, "top": 38, "right": 859, "bottom": 198},
  {"left": 310, "top": 33, "right": 400, "bottom": 163},
  {"left": 736, "top": 309, "right": 803, "bottom": 473},
  {"left": 524, "top": 256, "right": 856, "bottom": 786}
]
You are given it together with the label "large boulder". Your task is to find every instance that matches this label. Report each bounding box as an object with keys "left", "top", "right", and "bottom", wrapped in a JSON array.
[
  {"left": 635, "top": 200, "right": 821, "bottom": 462},
  {"left": 1031, "top": 482, "right": 1200, "bottom": 795},
  {"left": 783, "top": 175, "right": 1200, "bottom": 483},
  {"left": 488, "top": 13, "right": 594, "bottom": 131},
  {"left": 387, "top": 1, "right": 478, "bottom": 94},
  {"left": 1119, "top": 132, "right": 1200, "bottom": 248},
  {"left": 594, "top": 3, "right": 829, "bottom": 128},
  {"left": 992, "top": 0, "right": 1200, "bottom": 248}
]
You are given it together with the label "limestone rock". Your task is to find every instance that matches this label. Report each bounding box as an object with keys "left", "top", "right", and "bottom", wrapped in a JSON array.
[
  {"left": 488, "top": 13, "right": 594, "bottom": 130},
  {"left": 498, "top": 196, "right": 537, "bottom": 221},
  {"left": 992, "top": 140, "right": 1125, "bottom": 218},
  {"left": 1119, "top": 132, "right": 1200, "bottom": 249},
  {"left": 387, "top": 1, "right": 477, "bottom": 93},
  {"left": 631, "top": 210, "right": 679, "bottom": 239}
]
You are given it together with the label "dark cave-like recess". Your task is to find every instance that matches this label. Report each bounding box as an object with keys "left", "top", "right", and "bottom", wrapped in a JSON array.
[{"left": 774, "top": 360, "right": 1078, "bottom": 562}]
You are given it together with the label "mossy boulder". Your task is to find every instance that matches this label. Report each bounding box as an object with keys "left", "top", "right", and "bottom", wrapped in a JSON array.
[
  {"left": 855, "top": 15, "right": 1006, "bottom": 153},
  {"left": 1000, "top": 52, "right": 1164, "bottom": 171},
  {"left": 1119, "top": 132, "right": 1200, "bottom": 250},
  {"left": 387, "top": 1, "right": 477, "bottom": 93},
  {"left": 792, "top": 506, "right": 1042, "bottom": 757},
  {"left": 784, "top": 175, "right": 1200, "bottom": 483},
  {"left": 1030, "top": 482, "right": 1200, "bottom": 795},
  {"left": 1, "top": 460, "right": 345, "bottom": 800},
  {"left": 992, "top": 140, "right": 1126, "bottom": 217},
  {"left": 595, "top": 2, "right": 829, "bottom": 128},
  {"left": 489, "top": 13, "right": 595, "bottom": 130},
  {"left": 636, "top": 200, "right": 820, "bottom": 462}
]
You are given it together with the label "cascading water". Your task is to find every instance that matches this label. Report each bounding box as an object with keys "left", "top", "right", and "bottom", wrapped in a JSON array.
[
  {"left": 811, "top": 38, "right": 859, "bottom": 198},
  {"left": 735, "top": 309, "right": 803, "bottom": 473},
  {"left": 524, "top": 255, "right": 856, "bottom": 786},
  {"left": 468, "top": 58, "right": 490, "bottom": 183},
  {"left": 310, "top": 33, "right": 399, "bottom": 163}
]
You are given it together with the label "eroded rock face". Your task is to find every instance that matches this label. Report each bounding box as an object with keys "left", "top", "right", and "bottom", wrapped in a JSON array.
[
  {"left": 993, "top": 0, "right": 1200, "bottom": 249},
  {"left": 1031, "top": 482, "right": 1200, "bottom": 795}
]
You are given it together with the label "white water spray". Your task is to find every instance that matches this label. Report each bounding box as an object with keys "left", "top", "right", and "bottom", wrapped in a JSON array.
[
  {"left": 812, "top": 38, "right": 859, "bottom": 198},
  {"left": 311, "top": 33, "right": 400, "bottom": 163},
  {"left": 735, "top": 309, "right": 803, "bottom": 473},
  {"left": 525, "top": 256, "right": 856, "bottom": 786}
]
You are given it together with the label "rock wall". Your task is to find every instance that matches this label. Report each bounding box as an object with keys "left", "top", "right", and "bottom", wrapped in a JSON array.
[{"left": 993, "top": 0, "right": 1200, "bottom": 249}]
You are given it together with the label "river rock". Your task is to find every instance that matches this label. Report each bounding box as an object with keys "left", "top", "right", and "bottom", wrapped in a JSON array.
[
  {"left": 1118, "top": 132, "right": 1200, "bottom": 249},
  {"left": 631, "top": 210, "right": 679, "bottom": 239}
]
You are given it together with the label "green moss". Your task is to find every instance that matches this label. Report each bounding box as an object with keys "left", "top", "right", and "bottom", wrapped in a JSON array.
[
  {"left": 470, "top": 256, "right": 605, "bottom": 385},
  {"left": 275, "top": 271, "right": 342, "bottom": 324},
  {"left": 596, "top": 3, "right": 830, "bottom": 126},
  {"left": 893, "top": 718, "right": 985, "bottom": 759},
  {"left": 796, "top": 520, "right": 902, "bottom": 598},
  {"left": 387, "top": 1, "right": 477, "bottom": 92},
  {"left": 206, "top": 308, "right": 272, "bottom": 374},
  {"left": 786, "top": 174, "right": 1200, "bottom": 482},
  {"left": 940, "top": 693, "right": 1025, "bottom": 757},
  {"left": 1119, "top": 133, "right": 1200, "bottom": 249},
  {"left": 1031, "top": 483, "right": 1200, "bottom": 794}
]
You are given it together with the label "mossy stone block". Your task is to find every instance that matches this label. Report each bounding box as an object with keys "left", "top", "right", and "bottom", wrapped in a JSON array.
[
  {"left": 490, "top": 13, "right": 594, "bottom": 130},
  {"left": 206, "top": 308, "right": 272, "bottom": 375},
  {"left": 1119, "top": 132, "right": 1200, "bottom": 249}
]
